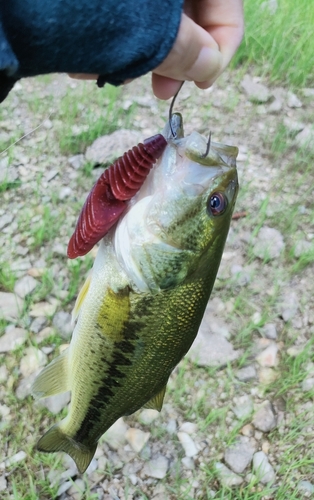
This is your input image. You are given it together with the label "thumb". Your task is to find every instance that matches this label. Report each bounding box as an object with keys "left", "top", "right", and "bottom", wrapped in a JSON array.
[{"left": 152, "top": 13, "right": 223, "bottom": 99}]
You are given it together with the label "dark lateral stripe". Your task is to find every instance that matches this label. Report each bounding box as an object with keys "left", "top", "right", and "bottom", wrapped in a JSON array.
[{"left": 73, "top": 321, "right": 140, "bottom": 443}]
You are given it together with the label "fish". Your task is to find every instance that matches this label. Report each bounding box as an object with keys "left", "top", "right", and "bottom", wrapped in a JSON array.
[{"left": 32, "top": 113, "right": 239, "bottom": 473}]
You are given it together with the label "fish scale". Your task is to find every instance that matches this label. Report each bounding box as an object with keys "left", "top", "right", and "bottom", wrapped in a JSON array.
[{"left": 32, "top": 113, "right": 238, "bottom": 473}]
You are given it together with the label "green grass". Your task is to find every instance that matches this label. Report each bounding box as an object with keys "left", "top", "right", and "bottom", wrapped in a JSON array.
[{"left": 233, "top": 0, "right": 314, "bottom": 87}]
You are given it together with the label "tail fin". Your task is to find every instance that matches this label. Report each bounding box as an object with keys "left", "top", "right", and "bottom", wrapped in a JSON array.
[{"left": 36, "top": 424, "right": 97, "bottom": 474}]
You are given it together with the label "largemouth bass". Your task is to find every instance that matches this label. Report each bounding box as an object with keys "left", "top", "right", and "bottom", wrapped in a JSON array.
[{"left": 32, "top": 114, "right": 238, "bottom": 473}]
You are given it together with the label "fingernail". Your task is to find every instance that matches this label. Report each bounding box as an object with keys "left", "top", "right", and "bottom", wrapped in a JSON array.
[{"left": 185, "top": 47, "right": 222, "bottom": 82}]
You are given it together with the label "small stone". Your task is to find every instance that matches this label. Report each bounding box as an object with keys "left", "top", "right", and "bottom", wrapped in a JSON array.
[
  {"left": 181, "top": 457, "right": 195, "bottom": 469},
  {"left": 30, "top": 316, "right": 47, "bottom": 334},
  {"left": 19, "top": 347, "right": 47, "bottom": 377},
  {"left": 261, "top": 323, "right": 277, "bottom": 340},
  {"left": 36, "top": 326, "right": 54, "bottom": 343},
  {"left": 85, "top": 129, "right": 142, "bottom": 164},
  {"left": 187, "top": 331, "right": 241, "bottom": 368},
  {"left": 0, "top": 475, "right": 7, "bottom": 492},
  {"left": 0, "top": 450, "right": 27, "bottom": 469},
  {"left": 287, "top": 344, "right": 306, "bottom": 357},
  {"left": 14, "top": 275, "right": 38, "bottom": 298},
  {"left": 52, "top": 243, "right": 67, "bottom": 257},
  {"left": 253, "top": 227, "right": 285, "bottom": 260},
  {"left": 0, "top": 327, "right": 28, "bottom": 352},
  {"left": 59, "top": 186, "right": 73, "bottom": 200},
  {"left": 253, "top": 451, "right": 275, "bottom": 484},
  {"left": 268, "top": 98, "right": 282, "bottom": 113},
  {"left": 67, "top": 478, "right": 86, "bottom": 498},
  {"left": 253, "top": 401, "right": 277, "bottom": 432},
  {"left": 279, "top": 291, "right": 299, "bottom": 322},
  {"left": 236, "top": 365, "right": 257, "bottom": 382},
  {"left": 180, "top": 422, "right": 198, "bottom": 434},
  {"left": 68, "top": 154, "right": 85, "bottom": 170},
  {"left": 16, "top": 372, "right": 39, "bottom": 399},
  {"left": 259, "top": 367, "right": 278, "bottom": 385},
  {"left": 298, "top": 481, "right": 314, "bottom": 495},
  {"left": 287, "top": 91, "right": 302, "bottom": 108},
  {"left": 0, "top": 365, "right": 8, "bottom": 384},
  {"left": 57, "top": 480, "right": 73, "bottom": 497},
  {"left": 241, "top": 75, "right": 270, "bottom": 103},
  {"left": 301, "top": 377, "right": 314, "bottom": 392},
  {"left": 224, "top": 436, "right": 256, "bottom": 474},
  {"left": 241, "top": 424, "right": 254, "bottom": 437},
  {"left": 86, "top": 458, "right": 98, "bottom": 475},
  {"left": 52, "top": 310, "right": 73, "bottom": 339},
  {"left": 142, "top": 455, "right": 169, "bottom": 479},
  {"left": 0, "top": 292, "right": 24, "bottom": 320},
  {"left": 125, "top": 428, "right": 150, "bottom": 453},
  {"left": 294, "top": 240, "right": 312, "bottom": 257},
  {"left": 39, "top": 392, "right": 71, "bottom": 414},
  {"left": 283, "top": 117, "right": 305, "bottom": 134},
  {"left": 214, "top": 462, "right": 243, "bottom": 487},
  {"left": 166, "top": 419, "right": 177, "bottom": 434},
  {"left": 256, "top": 343, "right": 278, "bottom": 367},
  {"left": 177, "top": 432, "right": 198, "bottom": 457},
  {"left": 0, "top": 213, "right": 13, "bottom": 230},
  {"left": 232, "top": 395, "right": 254, "bottom": 420},
  {"left": 295, "top": 126, "right": 314, "bottom": 152},
  {"left": 138, "top": 409, "right": 160, "bottom": 425},
  {"left": 30, "top": 301, "right": 57, "bottom": 317},
  {"left": 103, "top": 418, "right": 128, "bottom": 450}
]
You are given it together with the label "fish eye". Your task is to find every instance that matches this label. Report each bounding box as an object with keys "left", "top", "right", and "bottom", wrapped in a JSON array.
[{"left": 207, "top": 192, "right": 227, "bottom": 216}]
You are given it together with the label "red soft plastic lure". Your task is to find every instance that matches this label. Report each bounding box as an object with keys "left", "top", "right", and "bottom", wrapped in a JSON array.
[{"left": 67, "top": 134, "right": 167, "bottom": 259}]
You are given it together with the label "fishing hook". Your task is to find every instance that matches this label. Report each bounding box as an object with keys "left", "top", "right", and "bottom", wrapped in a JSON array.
[
  {"left": 201, "top": 131, "right": 212, "bottom": 158},
  {"left": 169, "top": 81, "right": 185, "bottom": 138}
]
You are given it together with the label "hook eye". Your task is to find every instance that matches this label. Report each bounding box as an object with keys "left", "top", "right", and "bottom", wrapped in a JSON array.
[{"left": 169, "top": 81, "right": 185, "bottom": 138}]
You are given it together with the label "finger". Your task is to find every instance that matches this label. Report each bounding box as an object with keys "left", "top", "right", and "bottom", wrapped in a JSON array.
[
  {"left": 151, "top": 75, "right": 184, "bottom": 100},
  {"left": 68, "top": 73, "right": 98, "bottom": 80}
]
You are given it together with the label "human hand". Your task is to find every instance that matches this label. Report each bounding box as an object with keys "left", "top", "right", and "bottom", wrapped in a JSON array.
[{"left": 152, "top": 0, "right": 244, "bottom": 99}]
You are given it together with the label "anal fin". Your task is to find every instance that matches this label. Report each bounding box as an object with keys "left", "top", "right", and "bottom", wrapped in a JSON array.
[
  {"left": 36, "top": 423, "right": 97, "bottom": 474},
  {"left": 143, "top": 385, "right": 167, "bottom": 412},
  {"left": 32, "top": 349, "right": 70, "bottom": 399}
]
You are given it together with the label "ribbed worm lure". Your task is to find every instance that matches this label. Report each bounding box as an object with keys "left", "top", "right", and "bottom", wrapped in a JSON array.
[{"left": 67, "top": 133, "right": 167, "bottom": 259}]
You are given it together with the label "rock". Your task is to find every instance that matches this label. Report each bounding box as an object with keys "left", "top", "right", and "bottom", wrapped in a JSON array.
[
  {"left": 125, "top": 428, "right": 150, "bottom": 453},
  {"left": 224, "top": 436, "right": 256, "bottom": 474},
  {"left": 103, "top": 418, "right": 128, "bottom": 450},
  {"left": 56, "top": 480, "right": 73, "bottom": 497},
  {"left": 0, "top": 365, "right": 8, "bottom": 383},
  {"left": 241, "top": 75, "right": 270, "bottom": 103},
  {"left": 0, "top": 327, "right": 28, "bottom": 352},
  {"left": 0, "top": 213, "right": 13, "bottom": 230},
  {"left": 253, "top": 401, "right": 277, "bottom": 432},
  {"left": 166, "top": 419, "right": 177, "bottom": 435},
  {"left": 214, "top": 462, "right": 244, "bottom": 487},
  {"left": 30, "top": 316, "right": 47, "bottom": 334},
  {"left": 16, "top": 372, "right": 39, "bottom": 399},
  {"left": 142, "top": 455, "right": 169, "bottom": 479},
  {"left": 253, "top": 227, "right": 285, "bottom": 260},
  {"left": 287, "top": 91, "right": 302, "bottom": 108},
  {"left": 67, "top": 478, "right": 86, "bottom": 498},
  {"left": 302, "top": 88, "right": 314, "bottom": 97},
  {"left": 138, "top": 409, "right": 160, "bottom": 425},
  {"left": 187, "top": 331, "right": 241, "bottom": 368},
  {"left": 0, "top": 292, "right": 24, "bottom": 320},
  {"left": 59, "top": 186, "right": 73, "bottom": 200},
  {"left": 235, "top": 365, "right": 257, "bottom": 382},
  {"left": 0, "top": 450, "right": 27, "bottom": 469},
  {"left": 279, "top": 291, "right": 299, "bottom": 322},
  {"left": 86, "top": 458, "right": 98, "bottom": 475},
  {"left": 298, "top": 480, "right": 314, "bottom": 495},
  {"left": 241, "top": 424, "right": 254, "bottom": 437},
  {"left": 268, "top": 98, "right": 283, "bottom": 113},
  {"left": 180, "top": 422, "right": 198, "bottom": 434},
  {"left": 0, "top": 475, "right": 7, "bottom": 492},
  {"left": 301, "top": 377, "right": 314, "bottom": 392},
  {"left": 181, "top": 457, "right": 195, "bottom": 469},
  {"left": 29, "top": 301, "right": 57, "bottom": 317},
  {"left": 295, "top": 126, "right": 314, "bottom": 152},
  {"left": 19, "top": 347, "right": 47, "bottom": 377},
  {"left": 261, "top": 323, "right": 278, "bottom": 340},
  {"left": 52, "top": 310, "right": 73, "bottom": 339},
  {"left": 39, "top": 392, "right": 71, "bottom": 414},
  {"left": 14, "top": 275, "right": 38, "bottom": 298},
  {"left": 85, "top": 129, "right": 142, "bottom": 164},
  {"left": 68, "top": 154, "right": 85, "bottom": 170},
  {"left": 253, "top": 451, "right": 276, "bottom": 484},
  {"left": 283, "top": 117, "right": 305, "bottom": 134},
  {"left": 259, "top": 367, "right": 278, "bottom": 385},
  {"left": 294, "top": 240, "right": 312, "bottom": 257},
  {"left": 36, "top": 326, "right": 54, "bottom": 343},
  {"left": 232, "top": 395, "right": 254, "bottom": 420},
  {"left": 256, "top": 343, "right": 279, "bottom": 367},
  {"left": 177, "top": 432, "right": 198, "bottom": 457}
]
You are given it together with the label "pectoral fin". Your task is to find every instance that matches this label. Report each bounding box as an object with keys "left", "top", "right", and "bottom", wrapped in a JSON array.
[
  {"left": 32, "top": 349, "right": 70, "bottom": 399},
  {"left": 72, "top": 273, "right": 92, "bottom": 323},
  {"left": 143, "top": 385, "right": 167, "bottom": 412}
]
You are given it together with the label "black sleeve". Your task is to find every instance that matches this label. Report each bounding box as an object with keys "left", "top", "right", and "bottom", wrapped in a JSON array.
[{"left": 0, "top": 0, "right": 183, "bottom": 102}]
